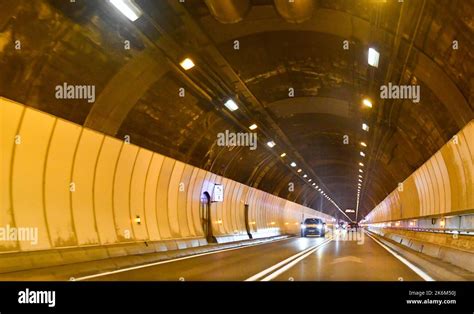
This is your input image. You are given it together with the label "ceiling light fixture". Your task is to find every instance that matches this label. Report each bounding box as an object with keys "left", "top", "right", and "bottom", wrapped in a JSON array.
[
  {"left": 224, "top": 99, "right": 239, "bottom": 111},
  {"left": 109, "top": 0, "right": 142, "bottom": 21},
  {"left": 179, "top": 58, "right": 195, "bottom": 70},
  {"left": 362, "top": 98, "right": 373, "bottom": 108},
  {"left": 368, "top": 47, "right": 380, "bottom": 68}
]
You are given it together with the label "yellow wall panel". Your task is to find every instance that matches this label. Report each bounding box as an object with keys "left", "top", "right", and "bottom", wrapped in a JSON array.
[
  {"left": 457, "top": 131, "right": 474, "bottom": 209},
  {"left": 168, "top": 160, "right": 185, "bottom": 237},
  {"left": 427, "top": 161, "right": 439, "bottom": 216},
  {"left": 156, "top": 157, "right": 175, "bottom": 239},
  {"left": 71, "top": 128, "right": 101, "bottom": 245},
  {"left": 233, "top": 183, "right": 245, "bottom": 233},
  {"left": 433, "top": 152, "right": 451, "bottom": 213},
  {"left": 443, "top": 144, "right": 464, "bottom": 212},
  {"left": 177, "top": 164, "right": 193, "bottom": 238},
  {"left": 0, "top": 98, "right": 24, "bottom": 251},
  {"left": 93, "top": 136, "right": 120, "bottom": 244},
  {"left": 400, "top": 176, "right": 419, "bottom": 219},
  {"left": 185, "top": 167, "right": 199, "bottom": 237},
  {"left": 44, "top": 119, "right": 80, "bottom": 247},
  {"left": 130, "top": 148, "right": 153, "bottom": 240},
  {"left": 12, "top": 108, "right": 54, "bottom": 250},
  {"left": 144, "top": 153, "right": 164, "bottom": 241},
  {"left": 114, "top": 144, "right": 139, "bottom": 240},
  {"left": 220, "top": 178, "right": 232, "bottom": 235},
  {"left": 190, "top": 169, "right": 207, "bottom": 236}
]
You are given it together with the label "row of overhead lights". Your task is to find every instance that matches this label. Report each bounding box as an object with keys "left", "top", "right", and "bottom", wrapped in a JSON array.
[
  {"left": 178, "top": 16, "right": 345, "bottom": 212},
  {"left": 283, "top": 153, "right": 345, "bottom": 211},
  {"left": 181, "top": 51, "right": 347, "bottom": 214},
  {"left": 354, "top": 47, "right": 380, "bottom": 219},
  {"left": 188, "top": 54, "right": 344, "bottom": 213},
  {"left": 110, "top": 0, "right": 347, "bottom": 216}
]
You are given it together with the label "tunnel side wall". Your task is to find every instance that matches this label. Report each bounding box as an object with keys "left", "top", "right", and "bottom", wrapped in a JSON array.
[
  {"left": 366, "top": 120, "right": 474, "bottom": 223},
  {"left": 0, "top": 98, "right": 333, "bottom": 253}
]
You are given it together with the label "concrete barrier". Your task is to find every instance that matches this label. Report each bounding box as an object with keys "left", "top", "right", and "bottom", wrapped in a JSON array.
[{"left": 369, "top": 227, "right": 474, "bottom": 273}]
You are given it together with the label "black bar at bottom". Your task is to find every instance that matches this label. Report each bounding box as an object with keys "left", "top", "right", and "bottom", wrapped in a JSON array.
[{"left": 0, "top": 281, "right": 472, "bottom": 313}]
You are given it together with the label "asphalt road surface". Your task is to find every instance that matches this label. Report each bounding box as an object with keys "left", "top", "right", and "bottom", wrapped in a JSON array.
[{"left": 81, "top": 230, "right": 423, "bottom": 281}]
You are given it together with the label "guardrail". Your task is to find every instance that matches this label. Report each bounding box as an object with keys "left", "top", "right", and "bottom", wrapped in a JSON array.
[{"left": 367, "top": 226, "right": 474, "bottom": 236}]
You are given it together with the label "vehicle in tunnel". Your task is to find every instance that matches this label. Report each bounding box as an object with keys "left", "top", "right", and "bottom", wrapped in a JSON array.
[
  {"left": 347, "top": 222, "right": 360, "bottom": 231},
  {"left": 301, "top": 218, "right": 326, "bottom": 237}
]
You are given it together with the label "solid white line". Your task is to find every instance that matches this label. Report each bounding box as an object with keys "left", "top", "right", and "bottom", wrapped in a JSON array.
[
  {"left": 245, "top": 237, "right": 332, "bottom": 281},
  {"left": 259, "top": 238, "right": 333, "bottom": 281},
  {"left": 71, "top": 237, "right": 293, "bottom": 281},
  {"left": 365, "top": 231, "right": 435, "bottom": 281}
]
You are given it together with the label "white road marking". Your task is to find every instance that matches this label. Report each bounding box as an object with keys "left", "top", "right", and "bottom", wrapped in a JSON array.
[
  {"left": 259, "top": 238, "right": 333, "bottom": 281},
  {"left": 245, "top": 237, "right": 333, "bottom": 281},
  {"left": 71, "top": 236, "right": 293, "bottom": 281},
  {"left": 365, "top": 231, "right": 435, "bottom": 281}
]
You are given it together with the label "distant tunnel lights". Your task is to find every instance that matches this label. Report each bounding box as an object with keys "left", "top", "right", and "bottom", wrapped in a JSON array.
[
  {"left": 290, "top": 162, "right": 297, "bottom": 167},
  {"left": 368, "top": 48, "right": 380, "bottom": 68},
  {"left": 224, "top": 99, "right": 239, "bottom": 111},
  {"left": 360, "top": 142, "right": 367, "bottom": 147},
  {"left": 109, "top": 0, "right": 142, "bottom": 21}
]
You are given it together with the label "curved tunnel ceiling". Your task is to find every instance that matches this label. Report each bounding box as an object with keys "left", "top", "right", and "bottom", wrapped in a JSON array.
[{"left": 0, "top": 0, "right": 472, "bottom": 221}]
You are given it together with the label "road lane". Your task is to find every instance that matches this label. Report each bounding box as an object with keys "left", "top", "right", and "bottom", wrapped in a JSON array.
[
  {"left": 81, "top": 230, "right": 428, "bottom": 281},
  {"left": 84, "top": 236, "right": 328, "bottom": 281},
  {"left": 271, "top": 230, "right": 424, "bottom": 281}
]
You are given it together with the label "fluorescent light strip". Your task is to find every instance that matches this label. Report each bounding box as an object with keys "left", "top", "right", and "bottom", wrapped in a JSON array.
[{"left": 109, "top": 0, "right": 142, "bottom": 21}]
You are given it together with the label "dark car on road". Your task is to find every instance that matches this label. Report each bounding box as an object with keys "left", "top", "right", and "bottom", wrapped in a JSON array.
[{"left": 301, "top": 218, "right": 326, "bottom": 237}]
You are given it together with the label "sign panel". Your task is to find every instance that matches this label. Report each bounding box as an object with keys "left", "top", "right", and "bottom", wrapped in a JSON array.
[{"left": 212, "top": 184, "right": 224, "bottom": 202}]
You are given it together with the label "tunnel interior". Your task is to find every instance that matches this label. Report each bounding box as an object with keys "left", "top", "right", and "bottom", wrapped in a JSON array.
[{"left": 0, "top": 0, "right": 473, "bottom": 223}]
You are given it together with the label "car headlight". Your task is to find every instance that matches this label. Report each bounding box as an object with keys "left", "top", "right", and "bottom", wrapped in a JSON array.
[
  {"left": 301, "top": 225, "right": 306, "bottom": 230},
  {"left": 316, "top": 224, "right": 323, "bottom": 230}
]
